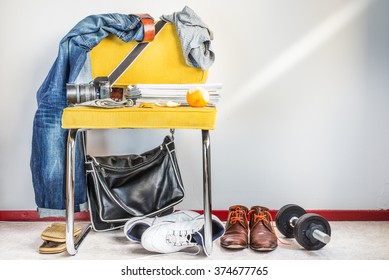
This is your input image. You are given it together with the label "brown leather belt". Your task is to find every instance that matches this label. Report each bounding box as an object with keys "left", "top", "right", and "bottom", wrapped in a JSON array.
[{"left": 135, "top": 13, "right": 156, "bottom": 42}]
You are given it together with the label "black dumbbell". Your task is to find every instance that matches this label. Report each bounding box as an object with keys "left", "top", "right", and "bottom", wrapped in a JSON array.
[{"left": 275, "top": 204, "right": 331, "bottom": 250}]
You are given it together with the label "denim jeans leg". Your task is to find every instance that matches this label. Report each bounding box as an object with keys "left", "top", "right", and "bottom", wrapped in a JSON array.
[{"left": 31, "top": 100, "right": 87, "bottom": 217}]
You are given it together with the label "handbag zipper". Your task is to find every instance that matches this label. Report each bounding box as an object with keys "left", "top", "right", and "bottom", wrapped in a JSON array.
[{"left": 100, "top": 167, "right": 107, "bottom": 178}]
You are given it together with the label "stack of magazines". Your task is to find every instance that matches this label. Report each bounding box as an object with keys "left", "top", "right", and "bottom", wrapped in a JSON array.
[{"left": 127, "top": 83, "right": 222, "bottom": 107}]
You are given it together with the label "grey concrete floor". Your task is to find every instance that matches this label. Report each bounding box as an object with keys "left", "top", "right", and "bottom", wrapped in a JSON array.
[{"left": 0, "top": 221, "right": 389, "bottom": 260}]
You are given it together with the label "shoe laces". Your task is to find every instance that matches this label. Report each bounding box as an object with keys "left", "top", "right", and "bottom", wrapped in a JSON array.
[
  {"left": 166, "top": 230, "right": 197, "bottom": 247},
  {"left": 249, "top": 209, "right": 272, "bottom": 225},
  {"left": 227, "top": 207, "right": 248, "bottom": 226}
]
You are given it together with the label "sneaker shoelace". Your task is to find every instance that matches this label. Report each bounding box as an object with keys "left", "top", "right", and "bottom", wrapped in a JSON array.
[{"left": 166, "top": 230, "right": 197, "bottom": 247}]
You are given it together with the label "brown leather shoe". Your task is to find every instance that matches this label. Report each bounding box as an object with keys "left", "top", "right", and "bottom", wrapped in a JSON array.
[
  {"left": 220, "top": 205, "right": 249, "bottom": 249},
  {"left": 249, "top": 206, "right": 278, "bottom": 251}
]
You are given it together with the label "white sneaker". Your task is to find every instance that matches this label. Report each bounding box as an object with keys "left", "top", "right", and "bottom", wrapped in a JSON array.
[
  {"left": 141, "top": 215, "right": 225, "bottom": 255},
  {"left": 124, "top": 210, "right": 200, "bottom": 242}
]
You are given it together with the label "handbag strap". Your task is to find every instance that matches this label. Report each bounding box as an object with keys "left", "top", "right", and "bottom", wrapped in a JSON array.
[{"left": 107, "top": 19, "right": 167, "bottom": 85}]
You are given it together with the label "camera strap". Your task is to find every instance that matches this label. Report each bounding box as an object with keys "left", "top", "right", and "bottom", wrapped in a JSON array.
[{"left": 107, "top": 19, "right": 167, "bottom": 85}]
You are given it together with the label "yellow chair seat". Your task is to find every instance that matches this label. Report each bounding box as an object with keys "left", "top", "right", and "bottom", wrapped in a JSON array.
[{"left": 62, "top": 106, "right": 217, "bottom": 130}]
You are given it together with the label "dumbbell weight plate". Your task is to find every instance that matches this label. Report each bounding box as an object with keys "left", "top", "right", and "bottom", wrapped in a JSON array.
[
  {"left": 275, "top": 204, "right": 307, "bottom": 238},
  {"left": 294, "top": 213, "right": 331, "bottom": 250}
]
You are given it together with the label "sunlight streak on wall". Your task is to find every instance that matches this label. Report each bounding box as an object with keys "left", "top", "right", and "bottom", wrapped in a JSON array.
[{"left": 221, "top": 0, "right": 374, "bottom": 116}]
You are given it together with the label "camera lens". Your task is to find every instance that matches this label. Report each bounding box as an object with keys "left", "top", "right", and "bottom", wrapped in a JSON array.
[
  {"left": 79, "top": 84, "right": 97, "bottom": 103},
  {"left": 66, "top": 83, "right": 97, "bottom": 104}
]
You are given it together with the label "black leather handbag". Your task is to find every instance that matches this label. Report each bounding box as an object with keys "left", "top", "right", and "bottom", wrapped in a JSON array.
[{"left": 86, "top": 135, "right": 185, "bottom": 231}]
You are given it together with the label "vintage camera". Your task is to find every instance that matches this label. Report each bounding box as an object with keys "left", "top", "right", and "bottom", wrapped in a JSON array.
[{"left": 66, "top": 77, "right": 126, "bottom": 105}]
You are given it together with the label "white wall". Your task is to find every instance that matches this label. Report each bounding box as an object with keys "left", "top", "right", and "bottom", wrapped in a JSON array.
[{"left": 0, "top": 0, "right": 388, "bottom": 212}]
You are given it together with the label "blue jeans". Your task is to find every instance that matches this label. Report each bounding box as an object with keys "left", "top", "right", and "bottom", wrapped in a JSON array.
[{"left": 30, "top": 14, "right": 145, "bottom": 217}]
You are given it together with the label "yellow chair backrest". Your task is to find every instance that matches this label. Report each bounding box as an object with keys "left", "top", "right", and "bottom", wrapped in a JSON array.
[{"left": 90, "top": 23, "right": 208, "bottom": 86}]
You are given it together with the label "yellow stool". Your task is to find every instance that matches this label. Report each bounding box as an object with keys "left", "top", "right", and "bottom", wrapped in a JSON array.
[{"left": 62, "top": 20, "right": 217, "bottom": 256}]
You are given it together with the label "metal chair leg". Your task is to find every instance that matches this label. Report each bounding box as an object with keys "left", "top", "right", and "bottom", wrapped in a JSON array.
[
  {"left": 66, "top": 129, "right": 91, "bottom": 255},
  {"left": 202, "top": 130, "right": 213, "bottom": 256}
]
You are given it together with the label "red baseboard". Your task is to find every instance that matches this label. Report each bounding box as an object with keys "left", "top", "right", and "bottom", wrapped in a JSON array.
[
  {"left": 0, "top": 209, "right": 388, "bottom": 222},
  {"left": 0, "top": 211, "right": 91, "bottom": 222}
]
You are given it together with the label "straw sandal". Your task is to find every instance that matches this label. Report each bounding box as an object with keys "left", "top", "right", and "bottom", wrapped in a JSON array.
[
  {"left": 38, "top": 223, "right": 82, "bottom": 254},
  {"left": 39, "top": 233, "right": 81, "bottom": 254},
  {"left": 41, "top": 223, "right": 82, "bottom": 243}
]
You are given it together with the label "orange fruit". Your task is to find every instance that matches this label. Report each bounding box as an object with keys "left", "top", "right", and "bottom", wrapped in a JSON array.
[{"left": 186, "top": 87, "right": 210, "bottom": 107}]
